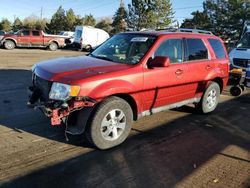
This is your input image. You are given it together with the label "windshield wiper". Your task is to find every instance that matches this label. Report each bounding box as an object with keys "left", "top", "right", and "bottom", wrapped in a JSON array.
[{"left": 90, "top": 54, "right": 113, "bottom": 62}]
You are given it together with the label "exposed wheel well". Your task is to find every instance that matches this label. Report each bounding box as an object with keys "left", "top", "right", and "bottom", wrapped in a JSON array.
[
  {"left": 112, "top": 94, "right": 138, "bottom": 121},
  {"left": 50, "top": 41, "right": 59, "bottom": 47},
  {"left": 212, "top": 77, "right": 223, "bottom": 93}
]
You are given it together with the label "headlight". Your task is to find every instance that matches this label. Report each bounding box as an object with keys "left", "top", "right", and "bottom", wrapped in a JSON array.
[{"left": 49, "top": 82, "right": 80, "bottom": 101}]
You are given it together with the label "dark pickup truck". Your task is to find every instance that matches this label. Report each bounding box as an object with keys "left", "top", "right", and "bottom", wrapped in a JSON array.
[{"left": 0, "top": 29, "right": 66, "bottom": 51}]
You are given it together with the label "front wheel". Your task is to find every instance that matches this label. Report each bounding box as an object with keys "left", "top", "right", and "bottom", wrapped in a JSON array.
[
  {"left": 85, "top": 97, "right": 133, "bottom": 150},
  {"left": 4, "top": 40, "right": 15, "bottom": 50},
  {"left": 48, "top": 42, "right": 58, "bottom": 51},
  {"left": 196, "top": 81, "right": 220, "bottom": 113}
]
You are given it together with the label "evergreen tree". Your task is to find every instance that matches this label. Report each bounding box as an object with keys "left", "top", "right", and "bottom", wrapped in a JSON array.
[
  {"left": 128, "top": 0, "right": 174, "bottom": 30},
  {"left": 96, "top": 18, "right": 113, "bottom": 33},
  {"left": 48, "top": 6, "right": 66, "bottom": 34},
  {"left": 13, "top": 17, "right": 23, "bottom": 31},
  {"left": 75, "top": 15, "right": 85, "bottom": 26},
  {"left": 182, "top": 0, "right": 250, "bottom": 40},
  {"left": 66, "top": 8, "right": 76, "bottom": 31},
  {"left": 112, "top": 2, "right": 128, "bottom": 34},
  {"left": 204, "top": 0, "right": 250, "bottom": 40},
  {"left": 83, "top": 14, "right": 96, "bottom": 26},
  {"left": 0, "top": 18, "right": 12, "bottom": 32},
  {"left": 181, "top": 11, "right": 211, "bottom": 30}
]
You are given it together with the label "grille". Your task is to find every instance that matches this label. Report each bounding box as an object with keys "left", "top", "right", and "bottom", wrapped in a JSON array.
[
  {"left": 233, "top": 58, "right": 249, "bottom": 68},
  {"left": 34, "top": 75, "right": 52, "bottom": 100}
]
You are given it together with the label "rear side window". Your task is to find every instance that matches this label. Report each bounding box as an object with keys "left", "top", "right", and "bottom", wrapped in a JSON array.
[
  {"left": 32, "top": 31, "right": 40, "bottom": 36},
  {"left": 208, "top": 39, "right": 226, "bottom": 59},
  {"left": 21, "top": 30, "right": 30, "bottom": 36},
  {"left": 186, "top": 38, "right": 208, "bottom": 61}
]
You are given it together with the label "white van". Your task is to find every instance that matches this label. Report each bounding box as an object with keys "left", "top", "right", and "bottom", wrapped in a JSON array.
[
  {"left": 73, "top": 26, "right": 109, "bottom": 51},
  {"left": 229, "top": 27, "right": 250, "bottom": 71}
]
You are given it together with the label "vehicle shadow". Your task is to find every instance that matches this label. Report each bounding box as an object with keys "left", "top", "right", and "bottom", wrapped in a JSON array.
[{"left": 0, "top": 69, "right": 249, "bottom": 188}]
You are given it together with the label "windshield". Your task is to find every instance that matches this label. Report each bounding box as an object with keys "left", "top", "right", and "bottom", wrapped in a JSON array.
[
  {"left": 90, "top": 33, "right": 156, "bottom": 64},
  {"left": 237, "top": 32, "right": 250, "bottom": 49}
]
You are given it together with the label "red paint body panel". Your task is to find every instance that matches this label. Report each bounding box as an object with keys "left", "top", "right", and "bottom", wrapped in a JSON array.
[{"left": 33, "top": 32, "right": 229, "bottom": 122}]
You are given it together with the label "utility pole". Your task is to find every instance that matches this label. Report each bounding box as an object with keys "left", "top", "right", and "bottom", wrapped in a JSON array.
[{"left": 40, "top": 7, "right": 43, "bottom": 20}]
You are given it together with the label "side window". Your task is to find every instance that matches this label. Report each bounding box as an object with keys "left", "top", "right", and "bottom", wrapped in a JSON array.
[
  {"left": 21, "top": 30, "right": 30, "bottom": 36},
  {"left": 32, "top": 31, "right": 40, "bottom": 37},
  {"left": 186, "top": 38, "right": 208, "bottom": 61},
  {"left": 154, "top": 39, "right": 183, "bottom": 64},
  {"left": 208, "top": 39, "right": 226, "bottom": 59}
]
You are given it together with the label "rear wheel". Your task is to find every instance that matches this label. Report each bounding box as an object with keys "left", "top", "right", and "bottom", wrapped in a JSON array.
[
  {"left": 196, "top": 81, "right": 220, "bottom": 113},
  {"left": 49, "top": 42, "right": 58, "bottom": 51},
  {"left": 85, "top": 97, "right": 132, "bottom": 150},
  {"left": 4, "top": 40, "right": 15, "bottom": 50}
]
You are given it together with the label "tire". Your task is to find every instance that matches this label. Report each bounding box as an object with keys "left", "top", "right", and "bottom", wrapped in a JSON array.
[
  {"left": 4, "top": 40, "right": 15, "bottom": 50},
  {"left": 49, "top": 42, "right": 58, "bottom": 51},
  {"left": 85, "top": 96, "right": 133, "bottom": 150},
  {"left": 230, "top": 86, "right": 242, "bottom": 96},
  {"left": 196, "top": 81, "right": 220, "bottom": 113},
  {"left": 85, "top": 45, "right": 92, "bottom": 52}
]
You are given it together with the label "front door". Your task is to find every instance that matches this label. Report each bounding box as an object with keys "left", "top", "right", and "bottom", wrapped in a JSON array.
[
  {"left": 143, "top": 38, "right": 190, "bottom": 111},
  {"left": 17, "top": 30, "right": 30, "bottom": 47}
]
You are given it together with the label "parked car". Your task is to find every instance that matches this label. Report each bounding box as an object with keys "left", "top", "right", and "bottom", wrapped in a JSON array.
[
  {"left": 0, "top": 29, "right": 66, "bottom": 50},
  {"left": 58, "top": 31, "right": 75, "bottom": 44},
  {"left": 229, "top": 28, "right": 250, "bottom": 71},
  {"left": 28, "top": 29, "right": 229, "bottom": 149},
  {"left": 73, "top": 26, "right": 109, "bottom": 51}
]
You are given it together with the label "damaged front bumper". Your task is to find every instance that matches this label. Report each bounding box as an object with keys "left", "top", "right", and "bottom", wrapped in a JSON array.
[{"left": 27, "top": 86, "right": 96, "bottom": 126}]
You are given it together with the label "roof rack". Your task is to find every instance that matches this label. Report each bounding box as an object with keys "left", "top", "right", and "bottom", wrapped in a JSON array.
[
  {"left": 177, "top": 28, "right": 213, "bottom": 35},
  {"left": 143, "top": 27, "right": 213, "bottom": 35}
]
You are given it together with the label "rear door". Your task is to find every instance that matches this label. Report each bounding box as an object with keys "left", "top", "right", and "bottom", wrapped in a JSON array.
[
  {"left": 184, "top": 38, "right": 214, "bottom": 97},
  {"left": 31, "top": 31, "right": 43, "bottom": 47},
  {"left": 143, "top": 37, "right": 190, "bottom": 110},
  {"left": 17, "top": 30, "right": 30, "bottom": 47}
]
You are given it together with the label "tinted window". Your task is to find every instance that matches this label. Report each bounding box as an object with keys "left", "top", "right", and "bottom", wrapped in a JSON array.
[
  {"left": 21, "top": 30, "right": 30, "bottom": 36},
  {"left": 32, "top": 31, "right": 40, "bottom": 36},
  {"left": 186, "top": 39, "right": 208, "bottom": 61},
  {"left": 208, "top": 39, "right": 226, "bottom": 59},
  {"left": 154, "top": 39, "right": 183, "bottom": 64},
  {"left": 236, "top": 32, "right": 250, "bottom": 49}
]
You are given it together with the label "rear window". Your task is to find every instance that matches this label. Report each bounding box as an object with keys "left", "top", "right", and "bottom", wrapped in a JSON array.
[
  {"left": 208, "top": 39, "right": 226, "bottom": 59},
  {"left": 186, "top": 38, "right": 208, "bottom": 61},
  {"left": 32, "top": 31, "right": 40, "bottom": 36}
]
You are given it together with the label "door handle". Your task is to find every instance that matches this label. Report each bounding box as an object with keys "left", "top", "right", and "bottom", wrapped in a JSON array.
[
  {"left": 206, "top": 65, "right": 212, "bottom": 70},
  {"left": 175, "top": 69, "right": 183, "bottom": 75}
]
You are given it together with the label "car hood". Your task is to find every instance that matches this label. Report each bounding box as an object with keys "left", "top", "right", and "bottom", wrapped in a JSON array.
[
  {"left": 229, "top": 48, "right": 250, "bottom": 60},
  {"left": 34, "top": 56, "right": 132, "bottom": 84}
]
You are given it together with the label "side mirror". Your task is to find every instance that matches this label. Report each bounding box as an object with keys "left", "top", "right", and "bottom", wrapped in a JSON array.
[{"left": 148, "top": 56, "right": 170, "bottom": 68}]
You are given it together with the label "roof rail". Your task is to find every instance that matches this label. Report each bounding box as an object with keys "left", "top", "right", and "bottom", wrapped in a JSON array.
[
  {"left": 153, "top": 27, "right": 213, "bottom": 35},
  {"left": 177, "top": 28, "right": 213, "bottom": 35}
]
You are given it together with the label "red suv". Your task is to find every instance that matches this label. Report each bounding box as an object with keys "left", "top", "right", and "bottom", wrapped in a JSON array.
[{"left": 28, "top": 29, "right": 229, "bottom": 149}]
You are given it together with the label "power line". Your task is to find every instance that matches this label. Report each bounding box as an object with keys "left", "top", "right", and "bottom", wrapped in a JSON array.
[{"left": 174, "top": 5, "right": 203, "bottom": 10}]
